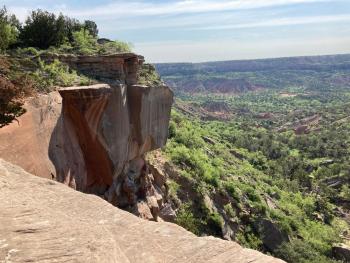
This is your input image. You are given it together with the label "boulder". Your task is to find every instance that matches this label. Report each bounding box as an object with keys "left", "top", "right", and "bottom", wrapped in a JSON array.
[
  {"left": 0, "top": 159, "right": 285, "bottom": 263},
  {"left": 132, "top": 201, "right": 154, "bottom": 220},
  {"left": 332, "top": 243, "right": 350, "bottom": 262},
  {"left": 148, "top": 163, "right": 167, "bottom": 188},
  {"left": 159, "top": 203, "right": 177, "bottom": 222},
  {"left": 257, "top": 219, "right": 290, "bottom": 252}
]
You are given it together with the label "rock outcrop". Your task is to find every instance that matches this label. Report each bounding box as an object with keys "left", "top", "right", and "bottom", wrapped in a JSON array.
[
  {"left": 256, "top": 219, "right": 290, "bottom": 252},
  {"left": 332, "top": 243, "right": 350, "bottom": 262},
  {"left": 0, "top": 159, "right": 285, "bottom": 263},
  {"left": 40, "top": 53, "right": 143, "bottom": 85},
  {"left": 0, "top": 53, "right": 173, "bottom": 220},
  {"left": 0, "top": 85, "right": 172, "bottom": 219}
]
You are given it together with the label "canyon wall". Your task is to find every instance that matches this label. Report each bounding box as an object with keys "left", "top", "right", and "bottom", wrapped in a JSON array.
[
  {"left": 0, "top": 53, "right": 173, "bottom": 220},
  {"left": 0, "top": 53, "right": 288, "bottom": 262}
]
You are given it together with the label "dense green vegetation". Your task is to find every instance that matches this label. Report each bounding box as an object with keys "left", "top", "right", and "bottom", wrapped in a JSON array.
[{"left": 161, "top": 58, "right": 350, "bottom": 262}]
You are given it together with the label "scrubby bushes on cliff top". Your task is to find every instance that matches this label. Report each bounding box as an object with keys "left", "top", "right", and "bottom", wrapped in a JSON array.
[
  {"left": 0, "top": 55, "right": 95, "bottom": 126},
  {"left": 0, "top": 57, "right": 33, "bottom": 126},
  {"left": 32, "top": 59, "right": 93, "bottom": 91},
  {"left": 0, "top": 6, "right": 131, "bottom": 55}
]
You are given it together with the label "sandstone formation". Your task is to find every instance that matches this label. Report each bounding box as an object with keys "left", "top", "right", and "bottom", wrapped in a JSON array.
[
  {"left": 0, "top": 53, "right": 173, "bottom": 220},
  {"left": 40, "top": 53, "right": 144, "bottom": 85},
  {"left": 0, "top": 92, "right": 62, "bottom": 179},
  {"left": 0, "top": 159, "right": 285, "bottom": 263}
]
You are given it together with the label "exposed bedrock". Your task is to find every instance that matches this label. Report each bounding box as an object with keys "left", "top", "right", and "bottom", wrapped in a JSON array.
[
  {"left": 0, "top": 159, "right": 285, "bottom": 263},
  {"left": 40, "top": 53, "right": 144, "bottom": 85},
  {"left": 55, "top": 83, "right": 173, "bottom": 219},
  {"left": 0, "top": 82, "right": 173, "bottom": 218},
  {"left": 0, "top": 54, "right": 173, "bottom": 220}
]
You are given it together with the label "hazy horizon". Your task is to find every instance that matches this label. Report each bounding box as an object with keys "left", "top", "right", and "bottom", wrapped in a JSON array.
[
  {"left": 153, "top": 52, "right": 350, "bottom": 64},
  {"left": 4, "top": 0, "right": 350, "bottom": 63}
]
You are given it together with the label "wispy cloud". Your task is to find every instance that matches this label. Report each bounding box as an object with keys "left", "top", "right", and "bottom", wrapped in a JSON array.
[
  {"left": 190, "top": 14, "right": 350, "bottom": 30},
  {"left": 98, "top": 13, "right": 350, "bottom": 32},
  {"left": 71, "top": 0, "right": 330, "bottom": 16},
  {"left": 17, "top": 0, "right": 330, "bottom": 18}
]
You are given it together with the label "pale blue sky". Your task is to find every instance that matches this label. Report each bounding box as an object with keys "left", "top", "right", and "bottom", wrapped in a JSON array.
[{"left": 4, "top": 0, "right": 350, "bottom": 62}]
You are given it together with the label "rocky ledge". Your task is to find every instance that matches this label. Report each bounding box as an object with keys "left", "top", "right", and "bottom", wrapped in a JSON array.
[
  {"left": 0, "top": 82, "right": 173, "bottom": 220},
  {"left": 0, "top": 51, "right": 173, "bottom": 221},
  {"left": 0, "top": 159, "right": 284, "bottom": 263}
]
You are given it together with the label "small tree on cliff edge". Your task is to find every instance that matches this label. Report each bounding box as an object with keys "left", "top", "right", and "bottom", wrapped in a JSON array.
[
  {"left": 84, "top": 20, "right": 98, "bottom": 38},
  {"left": 19, "top": 10, "right": 100, "bottom": 50},
  {"left": 19, "top": 9, "right": 66, "bottom": 49}
]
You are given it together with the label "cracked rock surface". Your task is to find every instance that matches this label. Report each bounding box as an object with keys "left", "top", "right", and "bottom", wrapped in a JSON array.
[{"left": 0, "top": 159, "right": 285, "bottom": 263}]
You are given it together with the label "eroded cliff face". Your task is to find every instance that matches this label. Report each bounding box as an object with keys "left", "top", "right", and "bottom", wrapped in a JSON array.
[
  {"left": 40, "top": 53, "right": 144, "bottom": 85},
  {"left": 0, "top": 53, "right": 173, "bottom": 220},
  {"left": 55, "top": 83, "right": 173, "bottom": 219}
]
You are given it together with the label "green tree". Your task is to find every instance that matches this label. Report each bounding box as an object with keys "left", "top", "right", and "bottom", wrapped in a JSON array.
[
  {"left": 0, "top": 6, "right": 19, "bottom": 52},
  {"left": 83, "top": 20, "right": 98, "bottom": 38},
  {"left": 19, "top": 9, "right": 61, "bottom": 48},
  {"left": 63, "top": 16, "right": 83, "bottom": 43}
]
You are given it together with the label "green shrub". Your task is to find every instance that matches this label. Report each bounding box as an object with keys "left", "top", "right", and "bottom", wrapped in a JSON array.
[
  {"left": 138, "top": 63, "right": 162, "bottom": 86},
  {"left": 224, "top": 203, "right": 236, "bottom": 218},
  {"left": 225, "top": 182, "right": 242, "bottom": 202},
  {"left": 206, "top": 212, "right": 223, "bottom": 236},
  {"left": 168, "top": 120, "right": 177, "bottom": 138},
  {"left": 174, "top": 126, "right": 204, "bottom": 149},
  {"left": 33, "top": 59, "right": 90, "bottom": 91},
  {"left": 175, "top": 203, "right": 200, "bottom": 235},
  {"left": 13, "top": 47, "right": 40, "bottom": 56},
  {"left": 167, "top": 180, "right": 180, "bottom": 197},
  {"left": 236, "top": 231, "right": 263, "bottom": 250},
  {"left": 242, "top": 185, "right": 261, "bottom": 203},
  {"left": 0, "top": 57, "right": 35, "bottom": 126},
  {"left": 275, "top": 239, "right": 339, "bottom": 263},
  {"left": 340, "top": 185, "right": 350, "bottom": 200},
  {"left": 72, "top": 29, "right": 97, "bottom": 55},
  {"left": 98, "top": 40, "right": 132, "bottom": 54}
]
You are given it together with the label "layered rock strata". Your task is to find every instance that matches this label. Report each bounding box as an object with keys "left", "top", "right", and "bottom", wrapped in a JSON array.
[
  {"left": 0, "top": 53, "right": 173, "bottom": 220},
  {"left": 0, "top": 84, "right": 173, "bottom": 220},
  {"left": 0, "top": 159, "right": 285, "bottom": 263},
  {"left": 40, "top": 53, "right": 144, "bottom": 84}
]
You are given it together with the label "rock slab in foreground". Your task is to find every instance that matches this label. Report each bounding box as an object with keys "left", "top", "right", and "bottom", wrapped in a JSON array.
[{"left": 0, "top": 159, "right": 284, "bottom": 263}]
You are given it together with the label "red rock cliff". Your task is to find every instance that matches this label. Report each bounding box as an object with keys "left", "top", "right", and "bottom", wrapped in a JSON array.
[{"left": 0, "top": 53, "right": 173, "bottom": 219}]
